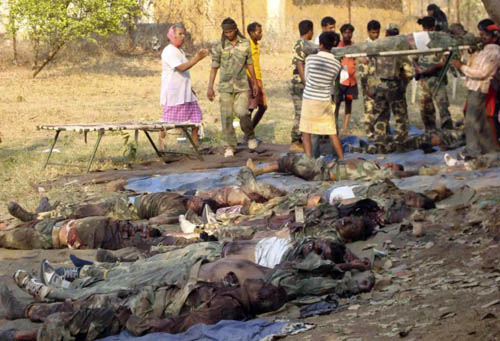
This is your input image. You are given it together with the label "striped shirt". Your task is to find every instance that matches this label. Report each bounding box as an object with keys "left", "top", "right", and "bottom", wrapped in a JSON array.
[
  {"left": 462, "top": 44, "right": 500, "bottom": 93},
  {"left": 303, "top": 51, "right": 341, "bottom": 101}
]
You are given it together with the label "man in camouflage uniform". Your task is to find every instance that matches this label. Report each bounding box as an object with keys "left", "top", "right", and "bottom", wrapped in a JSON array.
[
  {"left": 246, "top": 154, "right": 415, "bottom": 182},
  {"left": 290, "top": 20, "right": 317, "bottom": 152},
  {"left": 415, "top": 16, "right": 453, "bottom": 131},
  {"left": 357, "top": 20, "right": 381, "bottom": 139},
  {"left": 371, "top": 24, "right": 410, "bottom": 149},
  {"left": 207, "top": 18, "right": 259, "bottom": 157}
]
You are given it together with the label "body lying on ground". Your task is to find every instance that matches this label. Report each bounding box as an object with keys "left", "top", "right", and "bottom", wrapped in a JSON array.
[
  {"left": 246, "top": 154, "right": 416, "bottom": 182},
  {"left": 348, "top": 129, "right": 465, "bottom": 154},
  {"left": 1, "top": 241, "right": 373, "bottom": 340}
]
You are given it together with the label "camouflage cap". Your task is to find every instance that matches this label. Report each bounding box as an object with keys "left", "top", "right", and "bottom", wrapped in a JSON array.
[{"left": 386, "top": 23, "right": 400, "bottom": 32}]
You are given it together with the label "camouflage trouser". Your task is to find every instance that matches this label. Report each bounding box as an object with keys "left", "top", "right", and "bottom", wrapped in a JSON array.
[
  {"left": 363, "top": 95, "right": 375, "bottom": 138},
  {"left": 418, "top": 77, "right": 452, "bottom": 131},
  {"left": 290, "top": 81, "right": 304, "bottom": 143},
  {"left": 372, "top": 80, "right": 409, "bottom": 145},
  {"left": 220, "top": 91, "right": 253, "bottom": 149}
]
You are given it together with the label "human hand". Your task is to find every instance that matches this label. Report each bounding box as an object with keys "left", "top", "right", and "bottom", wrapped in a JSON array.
[
  {"left": 197, "top": 48, "right": 209, "bottom": 59},
  {"left": 207, "top": 87, "right": 215, "bottom": 101},
  {"left": 450, "top": 59, "right": 462, "bottom": 69},
  {"left": 252, "top": 83, "right": 258, "bottom": 97}
]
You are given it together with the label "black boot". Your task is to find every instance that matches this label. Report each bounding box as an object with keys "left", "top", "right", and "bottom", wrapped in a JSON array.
[
  {"left": 7, "top": 202, "right": 37, "bottom": 222},
  {"left": 35, "top": 197, "right": 53, "bottom": 213},
  {"left": 0, "top": 284, "right": 27, "bottom": 320}
]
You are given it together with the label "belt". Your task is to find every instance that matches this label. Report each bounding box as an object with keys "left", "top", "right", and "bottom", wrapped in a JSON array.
[{"left": 380, "top": 78, "right": 398, "bottom": 82}]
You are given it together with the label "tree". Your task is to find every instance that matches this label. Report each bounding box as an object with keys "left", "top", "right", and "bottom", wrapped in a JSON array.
[
  {"left": 481, "top": 0, "right": 500, "bottom": 24},
  {"left": 10, "top": 0, "right": 142, "bottom": 78}
]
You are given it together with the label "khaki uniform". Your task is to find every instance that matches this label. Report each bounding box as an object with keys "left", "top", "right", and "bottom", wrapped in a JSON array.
[{"left": 212, "top": 36, "right": 254, "bottom": 149}]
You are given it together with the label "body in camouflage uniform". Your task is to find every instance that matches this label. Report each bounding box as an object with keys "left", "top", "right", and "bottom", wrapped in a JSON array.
[
  {"left": 290, "top": 39, "right": 318, "bottom": 143},
  {"left": 331, "top": 31, "right": 480, "bottom": 58},
  {"left": 350, "top": 129, "right": 465, "bottom": 154},
  {"left": 276, "top": 154, "right": 402, "bottom": 181},
  {"left": 211, "top": 35, "right": 255, "bottom": 149},
  {"left": 372, "top": 54, "right": 409, "bottom": 145},
  {"left": 415, "top": 52, "right": 453, "bottom": 130}
]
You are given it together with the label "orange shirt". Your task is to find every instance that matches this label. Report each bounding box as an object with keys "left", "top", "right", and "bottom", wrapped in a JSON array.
[{"left": 339, "top": 41, "right": 357, "bottom": 86}]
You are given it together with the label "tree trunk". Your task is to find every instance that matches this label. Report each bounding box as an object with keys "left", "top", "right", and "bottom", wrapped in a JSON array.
[
  {"left": 33, "top": 43, "right": 64, "bottom": 78},
  {"left": 482, "top": 0, "right": 500, "bottom": 24},
  {"left": 348, "top": 0, "right": 352, "bottom": 23},
  {"left": 240, "top": 0, "right": 245, "bottom": 35}
]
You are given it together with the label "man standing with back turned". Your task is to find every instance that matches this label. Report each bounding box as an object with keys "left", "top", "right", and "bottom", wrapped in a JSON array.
[{"left": 208, "top": 18, "right": 259, "bottom": 158}]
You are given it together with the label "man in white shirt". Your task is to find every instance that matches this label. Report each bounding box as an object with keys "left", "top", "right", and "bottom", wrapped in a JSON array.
[{"left": 314, "top": 16, "right": 336, "bottom": 45}]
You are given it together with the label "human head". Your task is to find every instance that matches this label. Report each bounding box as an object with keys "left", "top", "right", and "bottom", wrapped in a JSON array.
[
  {"left": 221, "top": 17, "right": 239, "bottom": 42},
  {"left": 247, "top": 22, "right": 263, "bottom": 42},
  {"left": 299, "top": 20, "right": 314, "bottom": 39},
  {"left": 321, "top": 16, "right": 336, "bottom": 32},
  {"left": 382, "top": 162, "right": 404, "bottom": 171},
  {"left": 417, "top": 16, "right": 436, "bottom": 31},
  {"left": 448, "top": 23, "right": 466, "bottom": 37},
  {"left": 386, "top": 23, "right": 400, "bottom": 37},
  {"left": 302, "top": 239, "right": 346, "bottom": 264},
  {"left": 242, "top": 278, "right": 287, "bottom": 314},
  {"left": 167, "top": 24, "right": 185, "bottom": 48},
  {"left": 427, "top": 3, "right": 439, "bottom": 17},
  {"left": 478, "top": 19, "right": 500, "bottom": 45},
  {"left": 319, "top": 31, "right": 340, "bottom": 50},
  {"left": 367, "top": 20, "right": 381, "bottom": 41},
  {"left": 185, "top": 196, "right": 205, "bottom": 215},
  {"left": 340, "top": 23, "right": 354, "bottom": 43}
]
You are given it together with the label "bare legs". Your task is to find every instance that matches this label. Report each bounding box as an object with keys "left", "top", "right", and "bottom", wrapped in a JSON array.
[
  {"left": 302, "top": 133, "right": 344, "bottom": 159},
  {"left": 246, "top": 159, "right": 279, "bottom": 176}
]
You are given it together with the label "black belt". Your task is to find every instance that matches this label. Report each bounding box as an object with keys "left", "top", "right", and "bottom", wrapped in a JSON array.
[{"left": 380, "top": 78, "right": 398, "bottom": 82}]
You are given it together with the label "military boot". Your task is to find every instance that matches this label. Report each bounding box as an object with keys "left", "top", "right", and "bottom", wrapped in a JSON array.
[
  {"left": 0, "top": 284, "right": 27, "bottom": 320},
  {"left": 7, "top": 202, "right": 37, "bottom": 222}
]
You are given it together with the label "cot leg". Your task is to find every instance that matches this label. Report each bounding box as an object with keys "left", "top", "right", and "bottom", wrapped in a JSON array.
[
  {"left": 42, "top": 130, "right": 61, "bottom": 169},
  {"left": 86, "top": 130, "right": 104, "bottom": 173},
  {"left": 182, "top": 127, "right": 203, "bottom": 161},
  {"left": 143, "top": 130, "right": 163, "bottom": 158}
]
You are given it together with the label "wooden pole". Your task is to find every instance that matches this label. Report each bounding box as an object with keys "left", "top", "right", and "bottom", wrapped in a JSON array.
[
  {"left": 241, "top": 0, "right": 245, "bottom": 35},
  {"left": 456, "top": 0, "right": 461, "bottom": 23}
]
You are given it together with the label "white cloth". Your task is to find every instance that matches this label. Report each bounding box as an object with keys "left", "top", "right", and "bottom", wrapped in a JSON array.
[
  {"left": 327, "top": 185, "right": 359, "bottom": 204},
  {"left": 160, "top": 44, "right": 196, "bottom": 106},
  {"left": 413, "top": 32, "right": 431, "bottom": 51},
  {"left": 314, "top": 35, "right": 320, "bottom": 46},
  {"left": 255, "top": 237, "right": 293, "bottom": 268}
]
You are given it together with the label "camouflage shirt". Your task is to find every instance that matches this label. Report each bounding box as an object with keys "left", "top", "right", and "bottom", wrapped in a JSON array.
[
  {"left": 292, "top": 39, "right": 318, "bottom": 83},
  {"left": 211, "top": 35, "right": 253, "bottom": 93}
]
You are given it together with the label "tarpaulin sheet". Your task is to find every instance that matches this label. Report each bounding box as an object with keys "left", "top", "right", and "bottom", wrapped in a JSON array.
[{"left": 98, "top": 319, "right": 313, "bottom": 341}]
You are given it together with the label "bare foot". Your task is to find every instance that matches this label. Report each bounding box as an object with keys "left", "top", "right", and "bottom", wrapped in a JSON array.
[{"left": 246, "top": 159, "right": 255, "bottom": 172}]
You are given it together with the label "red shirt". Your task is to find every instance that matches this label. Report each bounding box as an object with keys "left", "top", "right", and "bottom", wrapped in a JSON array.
[{"left": 339, "top": 40, "right": 357, "bottom": 86}]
